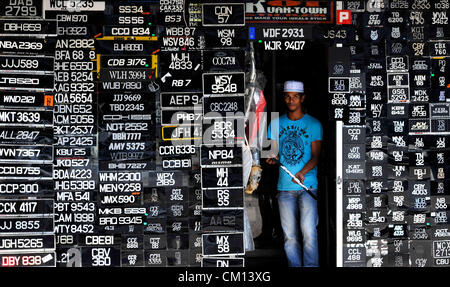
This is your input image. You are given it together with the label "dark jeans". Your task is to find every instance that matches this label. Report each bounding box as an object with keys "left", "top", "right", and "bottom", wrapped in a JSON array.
[{"left": 277, "top": 189, "right": 319, "bottom": 267}]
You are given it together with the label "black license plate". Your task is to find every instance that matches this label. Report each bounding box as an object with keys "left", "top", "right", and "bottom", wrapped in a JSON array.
[
  {"left": 203, "top": 96, "right": 244, "bottom": 118},
  {"left": 0, "top": 92, "right": 53, "bottom": 109},
  {"left": 202, "top": 3, "right": 245, "bottom": 26},
  {"left": 203, "top": 49, "right": 245, "bottom": 72},
  {"left": 200, "top": 145, "right": 242, "bottom": 166},
  {"left": 0, "top": 126, "right": 53, "bottom": 145},
  {"left": 161, "top": 109, "right": 202, "bottom": 125},
  {"left": 0, "top": 163, "right": 52, "bottom": 179},
  {"left": 202, "top": 257, "right": 244, "bottom": 267},
  {"left": 160, "top": 92, "right": 203, "bottom": 109},
  {"left": 0, "top": 109, "right": 53, "bottom": 126},
  {"left": 0, "top": 55, "right": 54, "bottom": 73},
  {"left": 0, "top": 234, "right": 55, "bottom": 251},
  {"left": 202, "top": 72, "right": 245, "bottom": 96},
  {"left": 201, "top": 166, "right": 243, "bottom": 189},
  {"left": 0, "top": 217, "right": 54, "bottom": 233},
  {"left": 0, "top": 19, "right": 57, "bottom": 36},
  {"left": 202, "top": 118, "right": 245, "bottom": 144},
  {"left": 202, "top": 188, "right": 243, "bottom": 209},
  {"left": 0, "top": 38, "right": 56, "bottom": 54},
  {"left": 161, "top": 125, "right": 202, "bottom": 141},
  {"left": 0, "top": 199, "right": 53, "bottom": 216},
  {"left": 202, "top": 232, "right": 244, "bottom": 256},
  {"left": 0, "top": 73, "right": 54, "bottom": 91},
  {"left": 202, "top": 209, "right": 244, "bottom": 232},
  {"left": 0, "top": 179, "right": 53, "bottom": 197},
  {"left": 0, "top": 145, "right": 52, "bottom": 162},
  {"left": 81, "top": 247, "right": 121, "bottom": 267}
]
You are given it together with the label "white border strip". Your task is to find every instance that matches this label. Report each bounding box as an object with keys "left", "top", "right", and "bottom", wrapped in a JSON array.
[{"left": 336, "top": 121, "right": 343, "bottom": 267}]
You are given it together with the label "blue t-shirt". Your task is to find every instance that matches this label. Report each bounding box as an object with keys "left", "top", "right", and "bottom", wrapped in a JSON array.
[{"left": 267, "top": 114, "right": 323, "bottom": 191}]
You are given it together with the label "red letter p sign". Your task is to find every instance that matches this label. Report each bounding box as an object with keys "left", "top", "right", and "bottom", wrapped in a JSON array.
[{"left": 337, "top": 10, "right": 351, "bottom": 25}]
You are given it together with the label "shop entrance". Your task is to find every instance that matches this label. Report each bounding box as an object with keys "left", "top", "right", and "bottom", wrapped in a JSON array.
[{"left": 246, "top": 42, "right": 337, "bottom": 267}]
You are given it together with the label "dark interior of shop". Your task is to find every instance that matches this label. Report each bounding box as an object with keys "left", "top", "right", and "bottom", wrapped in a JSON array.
[{"left": 245, "top": 41, "right": 337, "bottom": 267}]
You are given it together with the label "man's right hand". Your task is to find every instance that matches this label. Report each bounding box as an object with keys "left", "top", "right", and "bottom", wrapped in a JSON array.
[{"left": 266, "top": 156, "right": 279, "bottom": 165}]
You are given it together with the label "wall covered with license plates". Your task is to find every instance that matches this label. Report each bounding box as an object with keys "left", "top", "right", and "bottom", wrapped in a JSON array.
[{"left": 0, "top": 0, "right": 448, "bottom": 267}]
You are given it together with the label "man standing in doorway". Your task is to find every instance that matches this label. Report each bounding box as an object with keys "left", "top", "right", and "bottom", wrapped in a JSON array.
[{"left": 266, "top": 80, "right": 323, "bottom": 267}]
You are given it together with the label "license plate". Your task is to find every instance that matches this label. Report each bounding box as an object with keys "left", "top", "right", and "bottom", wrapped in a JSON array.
[
  {"left": 0, "top": 179, "right": 53, "bottom": 197},
  {"left": 143, "top": 234, "right": 167, "bottom": 250},
  {"left": 98, "top": 171, "right": 142, "bottom": 183},
  {"left": 202, "top": 3, "right": 245, "bottom": 26},
  {"left": 202, "top": 209, "right": 244, "bottom": 232},
  {"left": 202, "top": 232, "right": 244, "bottom": 256},
  {"left": 0, "top": 234, "right": 55, "bottom": 251},
  {"left": 54, "top": 135, "right": 96, "bottom": 146},
  {"left": 54, "top": 223, "right": 95, "bottom": 234},
  {"left": 101, "top": 55, "right": 153, "bottom": 69},
  {"left": 202, "top": 118, "right": 245, "bottom": 144},
  {"left": 161, "top": 157, "right": 193, "bottom": 170},
  {"left": 148, "top": 171, "right": 183, "bottom": 187},
  {"left": 0, "top": 163, "right": 52, "bottom": 179},
  {"left": 203, "top": 27, "right": 247, "bottom": 49},
  {"left": 0, "top": 1, "right": 43, "bottom": 17},
  {"left": 0, "top": 92, "right": 53, "bottom": 109},
  {"left": 81, "top": 247, "right": 121, "bottom": 267},
  {"left": 200, "top": 145, "right": 243, "bottom": 166},
  {"left": 99, "top": 140, "right": 155, "bottom": 152},
  {"left": 161, "top": 125, "right": 202, "bottom": 141},
  {"left": 329, "top": 77, "right": 350, "bottom": 93},
  {"left": 0, "top": 55, "right": 54, "bottom": 73},
  {"left": 159, "top": 51, "right": 201, "bottom": 73},
  {"left": 96, "top": 40, "right": 158, "bottom": 55},
  {"left": 160, "top": 92, "right": 203, "bottom": 109},
  {"left": 0, "top": 252, "right": 56, "bottom": 267},
  {"left": 100, "top": 68, "right": 153, "bottom": 82},
  {"left": 433, "top": 240, "right": 450, "bottom": 258},
  {"left": 203, "top": 96, "right": 244, "bottom": 118},
  {"left": 102, "top": 25, "right": 156, "bottom": 37},
  {"left": 98, "top": 160, "right": 155, "bottom": 171},
  {"left": 202, "top": 72, "right": 245, "bottom": 96},
  {"left": 0, "top": 73, "right": 54, "bottom": 91},
  {"left": 0, "top": 126, "right": 53, "bottom": 145},
  {"left": 387, "top": 73, "right": 409, "bottom": 86},
  {"left": 0, "top": 109, "right": 53, "bottom": 126},
  {"left": 0, "top": 199, "right": 53, "bottom": 216},
  {"left": 203, "top": 50, "right": 245, "bottom": 72},
  {"left": 0, "top": 145, "right": 52, "bottom": 162},
  {"left": 78, "top": 234, "right": 121, "bottom": 246},
  {"left": 99, "top": 193, "right": 142, "bottom": 206},
  {"left": 158, "top": 142, "right": 198, "bottom": 157},
  {"left": 161, "top": 109, "right": 202, "bottom": 125},
  {"left": 0, "top": 38, "right": 56, "bottom": 54},
  {"left": 0, "top": 19, "right": 57, "bottom": 37},
  {"left": 386, "top": 55, "right": 409, "bottom": 72},
  {"left": 98, "top": 92, "right": 155, "bottom": 112},
  {"left": 202, "top": 257, "right": 244, "bottom": 267},
  {"left": 99, "top": 149, "right": 155, "bottom": 162},
  {"left": 201, "top": 166, "right": 243, "bottom": 189},
  {"left": 202, "top": 188, "right": 244, "bottom": 209},
  {"left": 121, "top": 250, "right": 144, "bottom": 267},
  {"left": 0, "top": 217, "right": 54, "bottom": 233}
]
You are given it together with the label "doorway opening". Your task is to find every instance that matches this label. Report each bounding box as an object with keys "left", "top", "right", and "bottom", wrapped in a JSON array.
[{"left": 245, "top": 42, "right": 336, "bottom": 267}]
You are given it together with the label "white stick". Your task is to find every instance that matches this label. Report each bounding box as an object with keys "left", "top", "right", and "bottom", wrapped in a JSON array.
[{"left": 279, "top": 164, "right": 309, "bottom": 191}]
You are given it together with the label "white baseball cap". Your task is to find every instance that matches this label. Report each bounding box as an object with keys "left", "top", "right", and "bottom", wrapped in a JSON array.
[{"left": 284, "top": 81, "right": 304, "bottom": 93}]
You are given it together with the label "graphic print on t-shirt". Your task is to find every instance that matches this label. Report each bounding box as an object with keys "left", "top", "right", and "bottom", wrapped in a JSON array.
[{"left": 280, "top": 125, "right": 309, "bottom": 166}]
